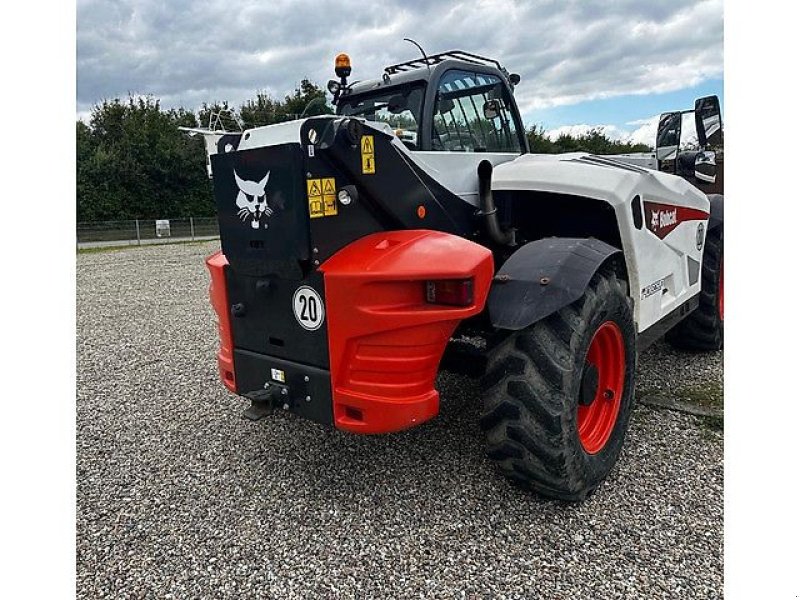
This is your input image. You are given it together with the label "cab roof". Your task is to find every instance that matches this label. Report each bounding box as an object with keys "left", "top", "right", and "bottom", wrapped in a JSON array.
[{"left": 346, "top": 50, "right": 514, "bottom": 97}]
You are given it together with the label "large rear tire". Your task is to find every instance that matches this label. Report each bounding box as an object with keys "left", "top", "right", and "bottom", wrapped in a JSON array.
[
  {"left": 666, "top": 226, "right": 724, "bottom": 351},
  {"left": 480, "top": 268, "right": 636, "bottom": 501}
]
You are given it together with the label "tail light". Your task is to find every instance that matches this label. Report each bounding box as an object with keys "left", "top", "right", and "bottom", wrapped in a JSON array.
[{"left": 425, "top": 278, "right": 474, "bottom": 307}]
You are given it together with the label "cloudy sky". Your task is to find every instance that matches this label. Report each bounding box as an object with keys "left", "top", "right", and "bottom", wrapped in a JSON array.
[{"left": 77, "top": 0, "right": 723, "bottom": 145}]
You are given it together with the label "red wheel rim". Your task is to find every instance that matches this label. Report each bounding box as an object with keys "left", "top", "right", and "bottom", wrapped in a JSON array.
[
  {"left": 578, "top": 321, "right": 626, "bottom": 454},
  {"left": 718, "top": 258, "right": 724, "bottom": 321}
]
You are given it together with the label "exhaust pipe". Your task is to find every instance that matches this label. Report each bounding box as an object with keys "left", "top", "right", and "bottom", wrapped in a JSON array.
[{"left": 478, "top": 160, "right": 515, "bottom": 246}]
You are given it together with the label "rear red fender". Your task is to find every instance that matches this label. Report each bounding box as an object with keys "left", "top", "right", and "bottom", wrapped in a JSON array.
[
  {"left": 321, "top": 230, "right": 494, "bottom": 434},
  {"left": 206, "top": 251, "right": 236, "bottom": 392}
]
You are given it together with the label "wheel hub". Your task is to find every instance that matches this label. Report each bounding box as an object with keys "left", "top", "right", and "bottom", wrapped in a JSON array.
[{"left": 577, "top": 321, "right": 626, "bottom": 454}]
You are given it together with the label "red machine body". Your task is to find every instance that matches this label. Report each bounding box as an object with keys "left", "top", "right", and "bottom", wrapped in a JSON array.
[{"left": 207, "top": 230, "right": 493, "bottom": 434}]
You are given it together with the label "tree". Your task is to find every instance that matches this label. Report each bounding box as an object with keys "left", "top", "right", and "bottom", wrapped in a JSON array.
[
  {"left": 76, "top": 81, "right": 651, "bottom": 224},
  {"left": 77, "top": 95, "right": 212, "bottom": 221},
  {"left": 239, "top": 79, "right": 332, "bottom": 128},
  {"left": 526, "top": 124, "right": 652, "bottom": 154}
]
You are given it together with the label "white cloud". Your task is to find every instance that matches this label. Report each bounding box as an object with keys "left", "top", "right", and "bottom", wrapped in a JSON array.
[
  {"left": 77, "top": 0, "right": 723, "bottom": 118},
  {"left": 545, "top": 124, "right": 630, "bottom": 142},
  {"left": 626, "top": 117, "right": 660, "bottom": 146},
  {"left": 547, "top": 111, "right": 700, "bottom": 148}
]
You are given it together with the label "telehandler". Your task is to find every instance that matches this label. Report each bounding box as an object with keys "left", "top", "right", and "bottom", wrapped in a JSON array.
[{"left": 184, "top": 50, "right": 723, "bottom": 500}]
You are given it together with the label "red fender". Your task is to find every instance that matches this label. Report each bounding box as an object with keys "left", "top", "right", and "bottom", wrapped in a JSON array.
[{"left": 320, "top": 230, "right": 494, "bottom": 434}]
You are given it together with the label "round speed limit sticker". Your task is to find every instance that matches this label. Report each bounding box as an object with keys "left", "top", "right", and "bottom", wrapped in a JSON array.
[{"left": 292, "top": 286, "right": 325, "bottom": 331}]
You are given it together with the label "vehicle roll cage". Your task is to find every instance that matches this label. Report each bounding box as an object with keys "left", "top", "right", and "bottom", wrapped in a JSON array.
[{"left": 384, "top": 50, "right": 510, "bottom": 77}]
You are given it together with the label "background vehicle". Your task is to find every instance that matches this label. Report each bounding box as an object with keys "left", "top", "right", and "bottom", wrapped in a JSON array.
[
  {"left": 607, "top": 95, "right": 724, "bottom": 194},
  {"left": 184, "top": 50, "right": 724, "bottom": 501},
  {"left": 655, "top": 95, "right": 724, "bottom": 195}
]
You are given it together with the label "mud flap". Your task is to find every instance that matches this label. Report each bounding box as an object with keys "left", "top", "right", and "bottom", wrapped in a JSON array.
[{"left": 488, "top": 237, "right": 621, "bottom": 331}]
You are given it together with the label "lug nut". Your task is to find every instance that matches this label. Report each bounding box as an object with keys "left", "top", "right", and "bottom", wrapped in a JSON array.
[
  {"left": 305, "top": 395, "right": 311, "bottom": 403},
  {"left": 282, "top": 403, "right": 289, "bottom": 411}
]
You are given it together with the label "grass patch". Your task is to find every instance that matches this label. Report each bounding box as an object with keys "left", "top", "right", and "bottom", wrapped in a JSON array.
[
  {"left": 77, "top": 238, "right": 219, "bottom": 255},
  {"left": 76, "top": 244, "right": 135, "bottom": 255},
  {"left": 674, "top": 381, "right": 724, "bottom": 411},
  {"left": 700, "top": 414, "right": 724, "bottom": 433}
]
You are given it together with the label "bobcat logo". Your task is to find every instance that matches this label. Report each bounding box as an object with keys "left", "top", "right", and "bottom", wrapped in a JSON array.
[
  {"left": 650, "top": 208, "right": 677, "bottom": 232},
  {"left": 234, "top": 170, "right": 272, "bottom": 229}
]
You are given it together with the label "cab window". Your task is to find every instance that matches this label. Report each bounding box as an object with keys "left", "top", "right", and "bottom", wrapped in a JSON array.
[
  {"left": 431, "top": 70, "right": 521, "bottom": 153},
  {"left": 338, "top": 86, "right": 424, "bottom": 150}
]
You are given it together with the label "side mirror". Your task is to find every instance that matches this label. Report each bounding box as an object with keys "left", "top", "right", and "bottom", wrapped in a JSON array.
[
  {"left": 438, "top": 97, "right": 455, "bottom": 114},
  {"left": 483, "top": 100, "right": 500, "bottom": 120},
  {"left": 488, "top": 83, "right": 503, "bottom": 100},
  {"left": 656, "top": 111, "right": 682, "bottom": 161},
  {"left": 694, "top": 150, "right": 717, "bottom": 183},
  {"left": 387, "top": 94, "right": 408, "bottom": 114},
  {"left": 695, "top": 95, "right": 723, "bottom": 148}
]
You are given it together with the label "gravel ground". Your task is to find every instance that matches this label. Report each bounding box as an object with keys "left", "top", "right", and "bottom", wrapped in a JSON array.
[{"left": 77, "top": 241, "right": 723, "bottom": 599}]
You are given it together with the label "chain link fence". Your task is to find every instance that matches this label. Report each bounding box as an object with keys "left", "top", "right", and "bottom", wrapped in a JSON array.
[{"left": 77, "top": 217, "right": 219, "bottom": 248}]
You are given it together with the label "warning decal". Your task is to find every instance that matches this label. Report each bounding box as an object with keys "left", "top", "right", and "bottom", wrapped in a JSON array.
[
  {"left": 307, "top": 178, "right": 323, "bottom": 219},
  {"left": 321, "top": 177, "right": 337, "bottom": 217},
  {"left": 361, "top": 135, "right": 375, "bottom": 174},
  {"left": 307, "top": 177, "right": 337, "bottom": 218},
  {"left": 361, "top": 135, "right": 373, "bottom": 154}
]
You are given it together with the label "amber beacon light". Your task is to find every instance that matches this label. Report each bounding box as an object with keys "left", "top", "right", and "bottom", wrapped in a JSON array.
[{"left": 335, "top": 53, "right": 352, "bottom": 78}]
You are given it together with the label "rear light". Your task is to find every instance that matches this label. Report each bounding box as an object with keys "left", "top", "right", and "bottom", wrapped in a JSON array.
[{"left": 425, "top": 278, "right": 474, "bottom": 307}]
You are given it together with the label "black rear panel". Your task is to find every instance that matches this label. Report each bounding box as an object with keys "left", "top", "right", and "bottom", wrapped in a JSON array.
[
  {"left": 212, "top": 143, "right": 309, "bottom": 279},
  {"left": 226, "top": 269, "right": 330, "bottom": 368}
]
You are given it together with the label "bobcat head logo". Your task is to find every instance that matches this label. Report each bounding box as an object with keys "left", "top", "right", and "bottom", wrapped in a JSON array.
[{"left": 234, "top": 170, "right": 272, "bottom": 229}]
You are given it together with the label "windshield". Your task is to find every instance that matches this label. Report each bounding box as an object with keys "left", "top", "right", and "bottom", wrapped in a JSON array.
[
  {"left": 338, "top": 86, "right": 424, "bottom": 149},
  {"left": 432, "top": 70, "right": 521, "bottom": 153}
]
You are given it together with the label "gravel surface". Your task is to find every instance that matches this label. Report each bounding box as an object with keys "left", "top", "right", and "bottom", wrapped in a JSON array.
[{"left": 77, "top": 241, "right": 723, "bottom": 599}]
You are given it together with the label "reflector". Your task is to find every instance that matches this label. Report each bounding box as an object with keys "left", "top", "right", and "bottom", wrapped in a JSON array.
[{"left": 425, "top": 279, "right": 474, "bottom": 306}]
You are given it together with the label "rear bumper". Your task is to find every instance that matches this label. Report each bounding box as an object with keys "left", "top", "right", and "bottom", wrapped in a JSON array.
[{"left": 207, "top": 230, "right": 494, "bottom": 434}]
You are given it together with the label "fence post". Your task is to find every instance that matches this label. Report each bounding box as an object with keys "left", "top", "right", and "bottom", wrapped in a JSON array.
[
  {"left": 135, "top": 219, "right": 141, "bottom": 246},
  {"left": 190, "top": 217, "right": 195, "bottom": 241}
]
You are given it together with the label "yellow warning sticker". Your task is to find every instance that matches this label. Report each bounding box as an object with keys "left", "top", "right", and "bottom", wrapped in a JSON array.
[
  {"left": 307, "top": 178, "right": 324, "bottom": 218},
  {"left": 307, "top": 178, "right": 321, "bottom": 197},
  {"left": 321, "top": 178, "right": 337, "bottom": 216},
  {"left": 308, "top": 197, "right": 324, "bottom": 219},
  {"left": 361, "top": 135, "right": 374, "bottom": 154},
  {"left": 308, "top": 177, "right": 338, "bottom": 218},
  {"left": 362, "top": 154, "right": 375, "bottom": 174},
  {"left": 361, "top": 135, "right": 375, "bottom": 174},
  {"left": 323, "top": 194, "right": 337, "bottom": 216}
]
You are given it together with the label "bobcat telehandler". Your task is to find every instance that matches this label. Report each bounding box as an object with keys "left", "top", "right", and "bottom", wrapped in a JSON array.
[{"left": 183, "top": 50, "right": 723, "bottom": 501}]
